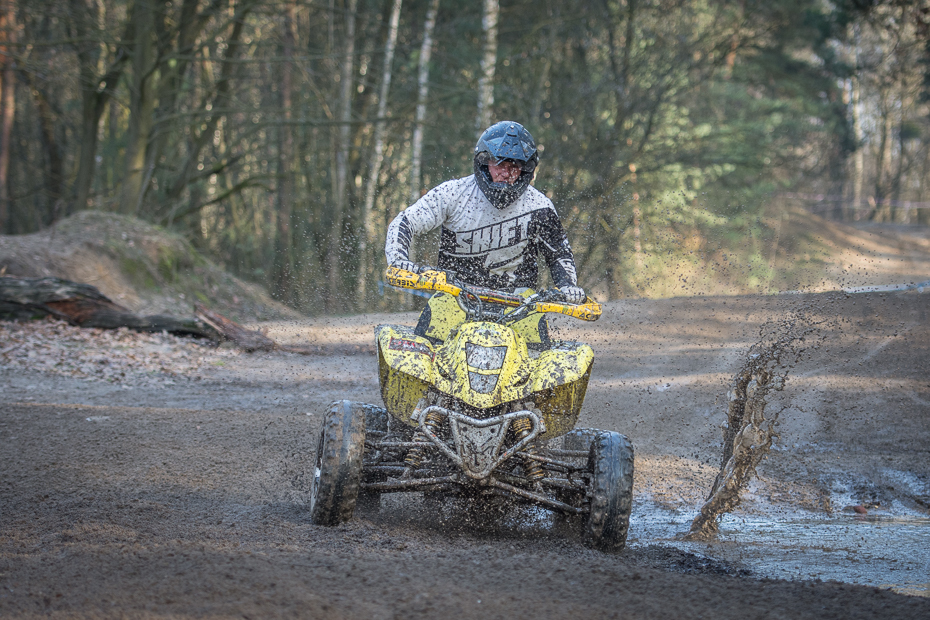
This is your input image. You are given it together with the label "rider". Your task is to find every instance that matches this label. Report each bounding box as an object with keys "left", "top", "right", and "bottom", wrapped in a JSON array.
[{"left": 385, "top": 120, "right": 585, "bottom": 344}]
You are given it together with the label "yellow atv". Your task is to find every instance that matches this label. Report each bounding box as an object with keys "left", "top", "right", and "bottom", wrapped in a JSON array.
[{"left": 309, "top": 267, "right": 635, "bottom": 550}]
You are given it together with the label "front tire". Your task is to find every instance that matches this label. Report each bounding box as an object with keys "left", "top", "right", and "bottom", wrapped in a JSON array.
[
  {"left": 359, "top": 403, "right": 391, "bottom": 512},
  {"left": 309, "top": 400, "right": 366, "bottom": 525},
  {"left": 552, "top": 429, "right": 601, "bottom": 526},
  {"left": 585, "top": 432, "right": 634, "bottom": 551}
]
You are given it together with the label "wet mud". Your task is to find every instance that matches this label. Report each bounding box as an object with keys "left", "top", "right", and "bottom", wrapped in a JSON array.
[
  {"left": 688, "top": 311, "right": 830, "bottom": 538},
  {"left": 2, "top": 289, "right": 930, "bottom": 617}
]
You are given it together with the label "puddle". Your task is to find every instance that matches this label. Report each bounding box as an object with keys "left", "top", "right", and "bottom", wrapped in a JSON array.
[
  {"left": 629, "top": 500, "right": 930, "bottom": 597},
  {"left": 372, "top": 491, "right": 929, "bottom": 596}
]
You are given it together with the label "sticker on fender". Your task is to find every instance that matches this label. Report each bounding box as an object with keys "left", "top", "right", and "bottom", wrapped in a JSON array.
[{"left": 389, "top": 337, "right": 434, "bottom": 358}]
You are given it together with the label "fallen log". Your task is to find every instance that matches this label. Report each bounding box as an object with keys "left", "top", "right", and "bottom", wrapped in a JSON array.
[
  {"left": 1, "top": 276, "right": 375, "bottom": 356},
  {"left": 193, "top": 303, "right": 275, "bottom": 352},
  {"left": 0, "top": 276, "right": 219, "bottom": 339}
]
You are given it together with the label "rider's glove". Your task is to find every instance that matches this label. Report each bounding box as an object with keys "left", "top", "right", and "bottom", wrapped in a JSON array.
[
  {"left": 391, "top": 260, "right": 422, "bottom": 274},
  {"left": 559, "top": 285, "right": 585, "bottom": 304}
]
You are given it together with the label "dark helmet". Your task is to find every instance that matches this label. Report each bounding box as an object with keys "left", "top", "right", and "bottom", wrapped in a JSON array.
[{"left": 474, "top": 121, "right": 539, "bottom": 209}]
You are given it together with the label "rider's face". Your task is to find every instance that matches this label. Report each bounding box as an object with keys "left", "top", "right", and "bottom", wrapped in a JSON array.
[{"left": 488, "top": 160, "right": 522, "bottom": 185}]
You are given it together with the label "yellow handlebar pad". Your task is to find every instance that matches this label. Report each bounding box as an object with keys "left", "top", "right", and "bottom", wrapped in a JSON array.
[{"left": 385, "top": 266, "right": 601, "bottom": 321}]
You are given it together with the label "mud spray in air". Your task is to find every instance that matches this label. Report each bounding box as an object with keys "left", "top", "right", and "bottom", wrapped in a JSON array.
[{"left": 686, "top": 309, "right": 829, "bottom": 541}]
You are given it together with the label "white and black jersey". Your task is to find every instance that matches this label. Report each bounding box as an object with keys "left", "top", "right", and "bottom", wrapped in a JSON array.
[{"left": 386, "top": 175, "right": 578, "bottom": 291}]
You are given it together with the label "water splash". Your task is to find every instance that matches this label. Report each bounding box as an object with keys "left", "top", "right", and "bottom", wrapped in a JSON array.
[{"left": 686, "top": 311, "right": 827, "bottom": 540}]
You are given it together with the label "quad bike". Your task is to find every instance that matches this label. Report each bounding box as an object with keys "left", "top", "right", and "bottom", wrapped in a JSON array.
[{"left": 309, "top": 267, "right": 635, "bottom": 550}]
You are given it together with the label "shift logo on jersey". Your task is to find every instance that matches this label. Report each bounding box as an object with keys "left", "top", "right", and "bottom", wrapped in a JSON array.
[
  {"left": 386, "top": 179, "right": 578, "bottom": 290},
  {"left": 454, "top": 211, "right": 538, "bottom": 256}
]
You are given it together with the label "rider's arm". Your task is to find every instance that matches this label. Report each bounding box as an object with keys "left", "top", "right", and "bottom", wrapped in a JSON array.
[
  {"left": 385, "top": 183, "right": 452, "bottom": 266},
  {"left": 535, "top": 206, "right": 579, "bottom": 289}
]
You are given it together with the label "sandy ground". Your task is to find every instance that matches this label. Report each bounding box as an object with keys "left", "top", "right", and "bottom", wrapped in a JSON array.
[{"left": 2, "top": 223, "right": 930, "bottom": 618}]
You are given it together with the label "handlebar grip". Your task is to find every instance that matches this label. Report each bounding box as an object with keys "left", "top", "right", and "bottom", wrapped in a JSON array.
[
  {"left": 385, "top": 266, "right": 461, "bottom": 296},
  {"left": 385, "top": 265, "right": 423, "bottom": 289},
  {"left": 534, "top": 297, "right": 601, "bottom": 321}
]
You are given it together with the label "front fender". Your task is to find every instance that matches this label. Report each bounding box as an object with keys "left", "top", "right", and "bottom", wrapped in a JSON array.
[{"left": 376, "top": 324, "right": 436, "bottom": 423}]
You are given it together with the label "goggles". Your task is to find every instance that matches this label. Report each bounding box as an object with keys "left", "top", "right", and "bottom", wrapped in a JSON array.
[{"left": 476, "top": 151, "right": 537, "bottom": 173}]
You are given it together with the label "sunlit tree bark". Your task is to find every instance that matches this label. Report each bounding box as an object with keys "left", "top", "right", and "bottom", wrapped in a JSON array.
[
  {"left": 0, "top": 0, "right": 16, "bottom": 232},
  {"left": 119, "top": 0, "right": 158, "bottom": 214},
  {"left": 409, "top": 0, "right": 438, "bottom": 205},
  {"left": 69, "top": 0, "right": 128, "bottom": 215},
  {"left": 326, "top": 0, "right": 358, "bottom": 312},
  {"left": 475, "top": 0, "right": 497, "bottom": 130},
  {"left": 273, "top": 0, "right": 297, "bottom": 303},
  {"left": 358, "top": 0, "right": 402, "bottom": 307},
  {"left": 850, "top": 24, "right": 864, "bottom": 219}
]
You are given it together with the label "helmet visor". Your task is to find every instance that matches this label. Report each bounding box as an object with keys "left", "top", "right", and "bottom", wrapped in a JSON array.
[{"left": 475, "top": 151, "right": 537, "bottom": 173}]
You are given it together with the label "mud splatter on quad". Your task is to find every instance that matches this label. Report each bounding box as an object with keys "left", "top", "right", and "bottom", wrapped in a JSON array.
[{"left": 310, "top": 267, "right": 634, "bottom": 551}]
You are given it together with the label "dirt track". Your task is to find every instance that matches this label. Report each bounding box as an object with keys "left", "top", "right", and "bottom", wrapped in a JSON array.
[
  {"left": 2, "top": 221, "right": 930, "bottom": 618},
  {"left": 1, "top": 285, "right": 929, "bottom": 619}
]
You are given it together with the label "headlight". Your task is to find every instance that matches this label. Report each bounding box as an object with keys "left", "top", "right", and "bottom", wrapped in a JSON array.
[
  {"left": 468, "top": 372, "right": 499, "bottom": 394},
  {"left": 465, "top": 343, "right": 507, "bottom": 370}
]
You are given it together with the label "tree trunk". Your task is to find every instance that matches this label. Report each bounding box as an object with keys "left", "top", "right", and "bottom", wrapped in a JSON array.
[
  {"left": 119, "top": 0, "right": 159, "bottom": 215},
  {"left": 166, "top": 1, "right": 254, "bottom": 205},
  {"left": 273, "top": 1, "right": 297, "bottom": 304},
  {"left": 69, "top": 0, "right": 129, "bottom": 216},
  {"left": 850, "top": 25, "right": 864, "bottom": 221},
  {"left": 404, "top": 0, "right": 439, "bottom": 310},
  {"left": 147, "top": 0, "right": 222, "bottom": 221},
  {"left": 475, "top": 0, "right": 498, "bottom": 130},
  {"left": 25, "top": 78, "right": 64, "bottom": 221},
  {"left": 0, "top": 0, "right": 15, "bottom": 233},
  {"left": 357, "top": 0, "right": 402, "bottom": 308},
  {"left": 851, "top": 76, "right": 864, "bottom": 220},
  {"left": 890, "top": 77, "right": 908, "bottom": 222},
  {"left": 326, "top": 0, "right": 358, "bottom": 313},
  {"left": 409, "top": 0, "right": 439, "bottom": 205},
  {"left": 872, "top": 95, "right": 894, "bottom": 222},
  {"left": 72, "top": 92, "right": 104, "bottom": 215}
]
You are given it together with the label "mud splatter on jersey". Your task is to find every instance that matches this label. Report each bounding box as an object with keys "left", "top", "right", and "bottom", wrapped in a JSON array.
[{"left": 386, "top": 175, "right": 578, "bottom": 291}]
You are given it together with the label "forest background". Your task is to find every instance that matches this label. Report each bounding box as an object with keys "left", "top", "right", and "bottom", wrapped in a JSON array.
[{"left": 0, "top": 0, "right": 928, "bottom": 315}]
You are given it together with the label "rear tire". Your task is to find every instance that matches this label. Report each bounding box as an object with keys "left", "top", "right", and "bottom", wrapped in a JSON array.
[
  {"left": 309, "top": 400, "right": 366, "bottom": 525},
  {"left": 584, "top": 432, "right": 634, "bottom": 551}
]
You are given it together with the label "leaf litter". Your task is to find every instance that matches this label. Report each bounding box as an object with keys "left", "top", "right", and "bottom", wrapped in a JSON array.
[{"left": 0, "top": 316, "right": 238, "bottom": 386}]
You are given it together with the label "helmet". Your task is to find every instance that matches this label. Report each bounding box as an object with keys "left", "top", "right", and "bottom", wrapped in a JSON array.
[{"left": 474, "top": 121, "right": 539, "bottom": 209}]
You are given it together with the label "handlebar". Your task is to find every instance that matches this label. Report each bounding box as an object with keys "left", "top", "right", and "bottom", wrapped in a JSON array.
[{"left": 385, "top": 266, "right": 601, "bottom": 322}]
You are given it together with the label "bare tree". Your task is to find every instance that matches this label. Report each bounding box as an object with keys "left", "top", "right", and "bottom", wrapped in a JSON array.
[
  {"left": 69, "top": 0, "right": 129, "bottom": 215},
  {"left": 326, "top": 0, "right": 358, "bottom": 312},
  {"left": 119, "top": 0, "right": 158, "bottom": 214},
  {"left": 839, "top": 21, "right": 866, "bottom": 220},
  {"left": 0, "top": 0, "right": 15, "bottom": 232},
  {"left": 409, "top": 0, "right": 439, "bottom": 205},
  {"left": 273, "top": 0, "right": 298, "bottom": 303},
  {"left": 475, "top": 0, "right": 498, "bottom": 130},
  {"left": 358, "top": 0, "right": 403, "bottom": 306}
]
